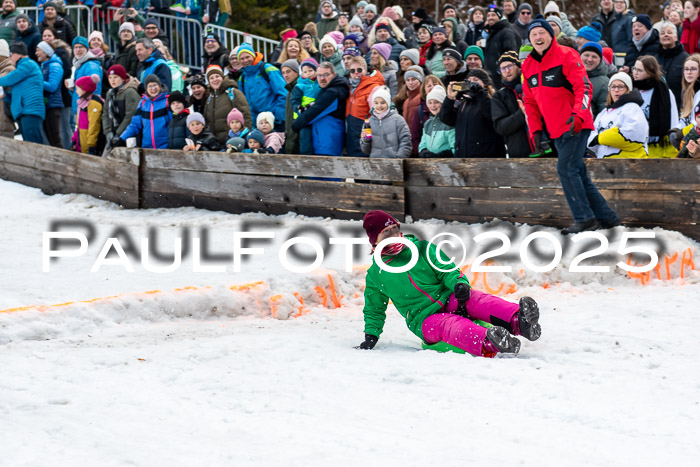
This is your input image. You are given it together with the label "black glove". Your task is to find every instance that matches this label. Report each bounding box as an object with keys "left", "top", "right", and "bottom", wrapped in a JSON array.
[
  {"left": 454, "top": 282, "right": 471, "bottom": 317},
  {"left": 419, "top": 148, "right": 436, "bottom": 158},
  {"left": 533, "top": 131, "right": 544, "bottom": 154},
  {"left": 111, "top": 136, "right": 125, "bottom": 147},
  {"left": 589, "top": 135, "right": 599, "bottom": 147},
  {"left": 468, "top": 81, "right": 483, "bottom": 94},
  {"left": 356, "top": 333, "right": 378, "bottom": 350}
]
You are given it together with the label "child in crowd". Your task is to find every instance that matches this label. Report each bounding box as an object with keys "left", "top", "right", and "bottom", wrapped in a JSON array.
[
  {"left": 226, "top": 137, "right": 246, "bottom": 153},
  {"left": 244, "top": 129, "right": 268, "bottom": 154},
  {"left": 360, "top": 86, "right": 412, "bottom": 158},
  {"left": 418, "top": 85, "right": 455, "bottom": 158},
  {"left": 227, "top": 108, "right": 250, "bottom": 140},
  {"left": 167, "top": 91, "right": 190, "bottom": 150},
  {"left": 677, "top": 103, "right": 700, "bottom": 158},
  {"left": 72, "top": 74, "right": 104, "bottom": 155},
  {"left": 291, "top": 57, "right": 320, "bottom": 154},
  {"left": 183, "top": 112, "right": 221, "bottom": 152},
  {"left": 257, "top": 111, "right": 286, "bottom": 154}
]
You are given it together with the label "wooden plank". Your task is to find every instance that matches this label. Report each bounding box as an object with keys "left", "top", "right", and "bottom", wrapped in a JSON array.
[
  {"left": 142, "top": 191, "right": 404, "bottom": 221},
  {"left": 143, "top": 168, "right": 404, "bottom": 214},
  {"left": 0, "top": 139, "right": 138, "bottom": 192},
  {"left": 142, "top": 150, "right": 404, "bottom": 182},
  {"left": 405, "top": 158, "right": 700, "bottom": 190},
  {"left": 0, "top": 160, "right": 139, "bottom": 207},
  {"left": 406, "top": 186, "right": 699, "bottom": 224}
]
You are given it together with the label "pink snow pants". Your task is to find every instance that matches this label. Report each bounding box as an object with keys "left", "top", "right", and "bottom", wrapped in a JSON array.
[{"left": 421, "top": 290, "right": 519, "bottom": 356}]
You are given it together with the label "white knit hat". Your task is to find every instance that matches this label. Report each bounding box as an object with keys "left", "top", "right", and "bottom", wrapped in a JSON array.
[
  {"left": 544, "top": 1, "right": 560, "bottom": 15},
  {"left": 319, "top": 34, "right": 337, "bottom": 52},
  {"left": 370, "top": 85, "right": 391, "bottom": 107},
  {"left": 0, "top": 39, "right": 9, "bottom": 57},
  {"left": 257, "top": 111, "right": 275, "bottom": 129},
  {"left": 609, "top": 72, "right": 632, "bottom": 92},
  {"left": 426, "top": 85, "right": 447, "bottom": 104}
]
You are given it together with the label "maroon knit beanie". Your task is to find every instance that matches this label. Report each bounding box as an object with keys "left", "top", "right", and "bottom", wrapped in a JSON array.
[
  {"left": 363, "top": 210, "right": 400, "bottom": 245},
  {"left": 107, "top": 64, "right": 128, "bottom": 82}
]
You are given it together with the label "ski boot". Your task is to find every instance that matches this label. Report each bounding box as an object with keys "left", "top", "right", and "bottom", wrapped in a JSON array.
[
  {"left": 518, "top": 296, "right": 541, "bottom": 341},
  {"left": 485, "top": 326, "right": 521, "bottom": 354}
]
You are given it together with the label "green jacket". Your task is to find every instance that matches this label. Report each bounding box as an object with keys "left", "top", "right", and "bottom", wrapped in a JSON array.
[
  {"left": 0, "top": 10, "right": 19, "bottom": 42},
  {"left": 363, "top": 235, "right": 470, "bottom": 341},
  {"left": 418, "top": 114, "right": 455, "bottom": 155}
]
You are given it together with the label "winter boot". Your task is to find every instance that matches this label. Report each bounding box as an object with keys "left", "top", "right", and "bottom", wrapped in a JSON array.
[
  {"left": 517, "top": 296, "right": 541, "bottom": 341},
  {"left": 485, "top": 326, "right": 521, "bottom": 354}
]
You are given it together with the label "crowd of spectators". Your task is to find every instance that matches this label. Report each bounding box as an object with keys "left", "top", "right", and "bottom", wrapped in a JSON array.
[{"left": 1, "top": 0, "right": 699, "bottom": 160}]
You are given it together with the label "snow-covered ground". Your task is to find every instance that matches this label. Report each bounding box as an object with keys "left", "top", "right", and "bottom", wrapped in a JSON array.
[{"left": 1, "top": 179, "right": 699, "bottom": 466}]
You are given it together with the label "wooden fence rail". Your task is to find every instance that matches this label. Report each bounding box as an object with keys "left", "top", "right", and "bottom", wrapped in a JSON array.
[{"left": 0, "top": 139, "right": 697, "bottom": 240}]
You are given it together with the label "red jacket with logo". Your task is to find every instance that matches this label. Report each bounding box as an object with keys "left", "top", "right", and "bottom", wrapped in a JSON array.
[{"left": 522, "top": 40, "right": 594, "bottom": 139}]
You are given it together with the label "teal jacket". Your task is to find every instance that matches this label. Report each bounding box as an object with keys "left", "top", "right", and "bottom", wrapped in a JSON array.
[
  {"left": 0, "top": 56, "right": 45, "bottom": 120},
  {"left": 363, "top": 235, "right": 470, "bottom": 340},
  {"left": 418, "top": 114, "right": 455, "bottom": 156}
]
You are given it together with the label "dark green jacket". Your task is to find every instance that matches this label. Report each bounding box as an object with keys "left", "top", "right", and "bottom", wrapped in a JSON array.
[
  {"left": 284, "top": 77, "right": 299, "bottom": 154},
  {"left": 363, "top": 235, "right": 470, "bottom": 340}
]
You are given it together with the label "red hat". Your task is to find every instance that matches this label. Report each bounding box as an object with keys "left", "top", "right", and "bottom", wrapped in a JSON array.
[
  {"left": 602, "top": 46, "right": 614, "bottom": 66},
  {"left": 75, "top": 73, "right": 100, "bottom": 94},
  {"left": 107, "top": 64, "right": 128, "bottom": 82},
  {"left": 363, "top": 210, "right": 400, "bottom": 245}
]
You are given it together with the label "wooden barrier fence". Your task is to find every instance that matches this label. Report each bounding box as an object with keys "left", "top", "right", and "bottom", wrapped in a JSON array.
[{"left": 0, "top": 139, "right": 697, "bottom": 240}]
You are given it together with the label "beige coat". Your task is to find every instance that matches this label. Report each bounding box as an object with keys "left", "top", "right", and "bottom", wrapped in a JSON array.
[{"left": 0, "top": 57, "right": 16, "bottom": 138}]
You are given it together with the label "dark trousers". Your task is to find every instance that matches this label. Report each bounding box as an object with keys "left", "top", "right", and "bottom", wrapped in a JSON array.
[
  {"left": 44, "top": 108, "right": 64, "bottom": 149},
  {"left": 553, "top": 129, "right": 619, "bottom": 223},
  {"left": 19, "top": 115, "right": 45, "bottom": 145}
]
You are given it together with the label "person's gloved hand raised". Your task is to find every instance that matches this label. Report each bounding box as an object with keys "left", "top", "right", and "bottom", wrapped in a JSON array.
[
  {"left": 355, "top": 333, "right": 378, "bottom": 350},
  {"left": 454, "top": 282, "right": 471, "bottom": 316}
]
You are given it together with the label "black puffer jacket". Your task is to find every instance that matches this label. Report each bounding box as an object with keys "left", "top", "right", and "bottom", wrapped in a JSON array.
[
  {"left": 168, "top": 110, "right": 189, "bottom": 150},
  {"left": 491, "top": 79, "right": 531, "bottom": 158},
  {"left": 439, "top": 86, "right": 506, "bottom": 158},
  {"left": 484, "top": 20, "right": 521, "bottom": 87},
  {"left": 655, "top": 42, "right": 689, "bottom": 109}
]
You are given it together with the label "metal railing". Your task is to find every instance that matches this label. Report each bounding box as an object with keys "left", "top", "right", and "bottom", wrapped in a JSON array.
[
  {"left": 20, "top": 5, "right": 93, "bottom": 39},
  {"left": 89, "top": 6, "right": 277, "bottom": 72},
  {"left": 203, "top": 23, "right": 278, "bottom": 62}
]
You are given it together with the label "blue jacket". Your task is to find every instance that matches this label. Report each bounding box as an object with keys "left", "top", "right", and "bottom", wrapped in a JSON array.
[
  {"left": 72, "top": 56, "right": 103, "bottom": 113},
  {"left": 291, "top": 75, "right": 349, "bottom": 156},
  {"left": 42, "top": 54, "right": 64, "bottom": 109},
  {"left": 239, "top": 60, "right": 288, "bottom": 125},
  {"left": 120, "top": 92, "right": 172, "bottom": 149},
  {"left": 137, "top": 49, "right": 172, "bottom": 92},
  {"left": 0, "top": 56, "right": 45, "bottom": 120},
  {"left": 611, "top": 11, "right": 634, "bottom": 54}
]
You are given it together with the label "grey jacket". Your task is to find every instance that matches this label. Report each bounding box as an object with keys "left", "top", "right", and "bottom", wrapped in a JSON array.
[{"left": 360, "top": 108, "right": 412, "bottom": 158}]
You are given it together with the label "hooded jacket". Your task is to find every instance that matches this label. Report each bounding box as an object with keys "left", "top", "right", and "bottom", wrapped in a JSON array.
[
  {"left": 346, "top": 71, "right": 385, "bottom": 157},
  {"left": 41, "top": 53, "right": 65, "bottom": 110},
  {"left": 119, "top": 92, "right": 172, "bottom": 149},
  {"left": 363, "top": 234, "right": 470, "bottom": 341},
  {"left": 72, "top": 52, "right": 103, "bottom": 113},
  {"left": 187, "top": 127, "right": 221, "bottom": 152},
  {"left": 238, "top": 54, "right": 288, "bottom": 125},
  {"left": 291, "top": 74, "right": 349, "bottom": 156},
  {"left": 492, "top": 77, "right": 531, "bottom": 158},
  {"left": 0, "top": 56, "right": 45, "bottom": 120},
  {"left": 418, "top": 114, "right": 455, "bottom": 157},
  {"left": 522, "top": 39, "right": 595, "bottom": 139},
  {"left": 588, "top": 90, "right": 648, "bottom": 159},
  {"left": 40, "top": 15, "right": 76, "bottom": 47},
  {"left": 360, "top": 107, "right": 412, "bottom": 158},
  {"left": 102, "top": 79, "right": 140, "bottom": 139},
  {"left": 168, "top": 110, "right": 189, "bottom": 150},
  {"left": 203, "top": 77, "right": 252, "bottom": 144}
]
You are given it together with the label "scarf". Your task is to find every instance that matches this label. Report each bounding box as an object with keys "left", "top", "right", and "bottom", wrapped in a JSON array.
[
  {"left": 608, "top": 89, "right": 644, "bottom": 110},
  {"left": 633, "top": 29, "right": 653, "bottom": 51},
  {"left": 349, "top": 77, "right": 361, "bottom": 91},
  {"left": 77, "top": 95, "right": 92, "bottom": 111},
  {"left": 73, "top": 50, "right": 97, "bottom": 69},
  {"left": 90, "top": 47, "right": 105, "bottom": 58},
  {"left": 373, "top": 107, "right": 390, "bottom": 120},
  {"left": 382, "top": 242, "right": 406, "bottom": 256},
  {"left": 634, "top": 77, "right": 672, "bottom": 142}
]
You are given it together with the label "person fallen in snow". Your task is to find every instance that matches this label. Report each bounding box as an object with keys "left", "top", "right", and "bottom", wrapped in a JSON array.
[{"left": 357, "top": 210, "right": 541, "bottom": 357}]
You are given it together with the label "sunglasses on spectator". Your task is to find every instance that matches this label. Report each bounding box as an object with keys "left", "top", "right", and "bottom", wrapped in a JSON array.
[
  {"left": 348, "top": 68, "right": 364, "bottom": 74},
  {"left": 520, "top": 11, "right": 531, "bottom": 15},
  {"left": 545, "top": 12, "right": 558, "bottom": 17}
]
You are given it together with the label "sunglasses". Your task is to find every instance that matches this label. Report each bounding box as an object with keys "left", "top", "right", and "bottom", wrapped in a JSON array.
[
  {"left": 520, "top": 11, "right": 531, "bottom": 15},
  {"left": 348, "top": 67, "right": 364, "bottom": 74}
]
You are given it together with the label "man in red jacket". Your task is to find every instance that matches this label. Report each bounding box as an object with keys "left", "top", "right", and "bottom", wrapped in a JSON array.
[{"left": 522, "top": 19, "right": 621, "bottom": 234}]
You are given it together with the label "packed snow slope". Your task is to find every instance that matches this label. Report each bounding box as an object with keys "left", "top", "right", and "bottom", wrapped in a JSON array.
[{"left": 0, "top": 179, "right": 698, "bottom": 466}]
